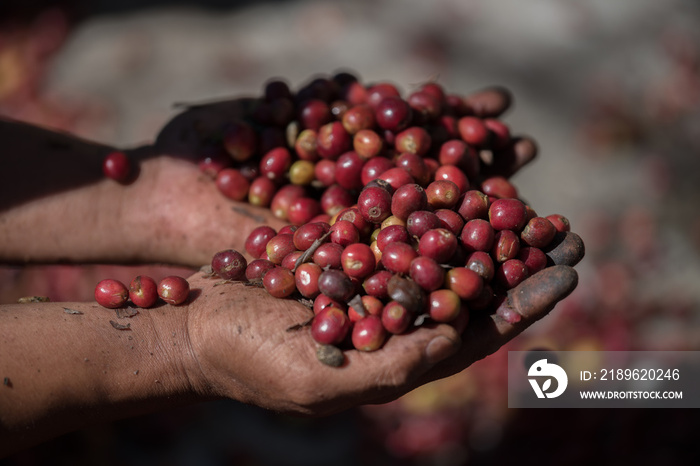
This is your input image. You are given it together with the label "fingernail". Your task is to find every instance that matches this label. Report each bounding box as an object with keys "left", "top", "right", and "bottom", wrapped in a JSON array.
[
  {"left": 496, "top": 298, "right": 522, "bottom": 324},
  {"left": 425, "top": 335, "right": 459, "bottom": 365}
]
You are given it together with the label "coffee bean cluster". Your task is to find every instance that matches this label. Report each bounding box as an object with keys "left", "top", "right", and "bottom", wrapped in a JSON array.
[{"left": 201, "top": 72, "right": 572, "bottom": 360}]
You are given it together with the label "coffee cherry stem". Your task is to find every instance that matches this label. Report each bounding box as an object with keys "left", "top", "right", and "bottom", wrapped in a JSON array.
[
  {"left": 413, "top": 313, "right": 431, "bottom": 326},
  {"left": 243, "top": 279, "right": 264, "bottom": 288},
  {"left": 286, "top": 315, "right": 315, "bottom": 332},
  {"left": 292, "top": 230, "right": 332, "bottom": 272}
]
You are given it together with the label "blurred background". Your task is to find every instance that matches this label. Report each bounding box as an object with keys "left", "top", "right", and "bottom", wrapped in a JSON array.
[{"left": 2, "top": 0, "right": 700, "bottom": 464}]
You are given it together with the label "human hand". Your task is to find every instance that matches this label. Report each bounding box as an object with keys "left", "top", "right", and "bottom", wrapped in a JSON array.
[
  {"left": 180, "top": 231, "right": 583, "bottom": 416},
  {"left": 0, "top": 231, "right": 580, "bottom": 457},
  {"left": 140, "top": 85, "right": 584, "bottom": 415}
]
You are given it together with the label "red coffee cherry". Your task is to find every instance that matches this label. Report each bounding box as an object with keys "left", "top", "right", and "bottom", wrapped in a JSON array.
[
  {"left": 445, "top": 267, "right": 483, "bottom": 301},
  {"left": 129, "top": 276, "right": 158, "bottom": 308},
  {"left": 489, "top": 198, "right": 528, "bottom": 231},
  {"left": 381, "top": 242, "right": 418, "bottom": 275},
  {"left": 211, "top": 249, "right": 248, "bottom": 281},
  {"left": 158, "top": 276, "right": 190, "bottom": 305},
  {"left": 295, "top": 262, "right": 323, "bottom": 299},
  {"left": 518, "top": 246, "right": 548, "bottom": 275},
  {"left": 358, "top": 186, "right": 393, "bottom": 224},
  {"left": 458, "top": 190, "right": 490, "bottom": 221},
  {"left": 352, "top": 315, "right": 387, "bottom": 351},
  {"left": 311, "top": 306, "right": 351, "bottom": 345},
  {"left": 461, "top": 219, "right": 496, "bottom": 253},
  {"left": 495, "top": 259, "right": 529, "bottom": 290},
  {"left": 481, "top": 176, "right": 518, "bottom": 199},
  {"left": 376, "top": 225, "right": 410, "bottom": 252},
  {"left": 245, "top": 259, "right": 276, "bottom": 281},
  {"left": 521, "top": 217, "right": 557, "bottom": 248},
  {"left": 330, "top": 220, "right": 360, "bottom": 247},
  {"left": 391, "top": 184, "right": 428, "bottom": 221},
  {"left": 223, "top": 121, "right": 257, "bottom": 162},
  {"left": 428, "top": 289, "right": 462, "bottom": 323},
  {"left": 395, "top": 126, "right": 432, "bottom": 156},
  {"left": 266, "top": 234, "right": 297, "bottom": 265},
  {"left": 409, "top": 256, "right": 445, "bottom": 292},
  {"left": 245, "top": 226, "right": 277, "bottom": 259},
  {"left": 425, "top": 179, "right": 461, "bottom": 210},
  {"left": 381, "top": 301, "right": 412, "bottom": 334},
  {"left": 546, "top": 214, "right": 571, "bottom": 233},
  {"left": 95, "top": 279, "right": 128, "bottom": 309},
  {"left": 317, "top": 122, "right": 351, "bottom": 160},
  {"left": 353, "top": 129, "right": 383, "bottom": 159},
  {"left": 341, "top": 243, "right": 377, "bottom": 279},
  {"left": 361, "top": 157, "right": 394, "bottom": 186},
  {"left": 417, "top": 228, "right": 458, "bottom": 264},
  {"left": 362, "top": 270, "right": 393, "bottom": 299},
  {"left": 343, "top": 104, "right": 376, "bottom": 134},
  {"left": 216, "top": 168, "right": 250, "bottom": 201},
  {"left": 313, "top": 243, "right": 344, "bottom": 269},
  {"left": 293, "top": 222, "right": 330, "bottom": 251},
  {"left": 102, "top": 151, "right": 131, "bottom": 183},
  {"left": 458, "top": 116, "right": 490, "bottom": 147},
  {"left": 375, "top": 96, "right": 413, "bottom": 132},
  {"left": 262, "top": 266, "right": 297, "bottom": 299}
]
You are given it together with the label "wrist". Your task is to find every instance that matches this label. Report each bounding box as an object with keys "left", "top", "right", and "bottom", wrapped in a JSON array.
[
  {"left": 0, "top": 297, "right": 206, "bottom": 455},
  {"left": 132, "top": 296, "right": 214, "bottom": 401}
]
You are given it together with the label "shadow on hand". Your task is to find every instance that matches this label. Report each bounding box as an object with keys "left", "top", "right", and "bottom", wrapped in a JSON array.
[{"left": 0, "top": 96, "right": 256, "bottom": 211}]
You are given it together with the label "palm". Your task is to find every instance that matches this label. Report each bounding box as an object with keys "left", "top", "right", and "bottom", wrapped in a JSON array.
[{"left": 184, "top": 232, "right": 582, "bottom": 416}]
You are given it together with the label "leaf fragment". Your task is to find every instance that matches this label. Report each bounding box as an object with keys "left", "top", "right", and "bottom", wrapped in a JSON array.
[{"left": 109, "top": 320, "right": 131, "bottom": 331}]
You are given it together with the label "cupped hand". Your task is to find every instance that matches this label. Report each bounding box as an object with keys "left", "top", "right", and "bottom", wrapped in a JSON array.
[
  {"left": 135, "top": 85, "right": 584, "bottom": 415},
  {"left": 182, "top": 232, "right": 583, "bottom": 417}
]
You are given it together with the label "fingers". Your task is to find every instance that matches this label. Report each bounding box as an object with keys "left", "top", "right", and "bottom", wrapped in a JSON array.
[
  {"left": 482, "top": 136, "right": 539, "bottom": 179},
  {"left": 493, "top": 264, "right": 578, "bottom": 325},
  {"left": 468, "top": 265, "right": 578, "bottom": 354},
  {"left": 410, "top": 264, "right": 578, "bottom": 388},
  {"left": 464, "top": 86, "right": 513, "bottom": 118},
  {"left": 154, "top": 98, "right": 257, "bottom": 158},
  {"left": 545, "top": 231, "right": 585, "bottom": 267},
  {"left": 461, "top": 88, "right": 540, "bottom": 180}
]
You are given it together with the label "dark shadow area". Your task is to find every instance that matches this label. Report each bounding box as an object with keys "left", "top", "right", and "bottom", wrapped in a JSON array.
[
  {"left": 0, "top": 401, "right": 366, "bottom": 466},
  {"left": 0, "top": 0, "right": 294, "bottom": 26},
  {"left": 86, "top": 0, "right": 291, "bottom": 16}
]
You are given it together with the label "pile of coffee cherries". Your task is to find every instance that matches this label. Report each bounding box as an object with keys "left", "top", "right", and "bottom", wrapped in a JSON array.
[{"left": 197, "top": 73, "right": 573, "bottom": 359}]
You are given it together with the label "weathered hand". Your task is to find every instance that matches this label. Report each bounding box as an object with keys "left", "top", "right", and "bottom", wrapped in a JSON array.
[
  {"left": 183, "top": 232, "right": 583, "bottom": 416},
  {"left": 146, "top": 85, "right": 583, "bottom": 415}
]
